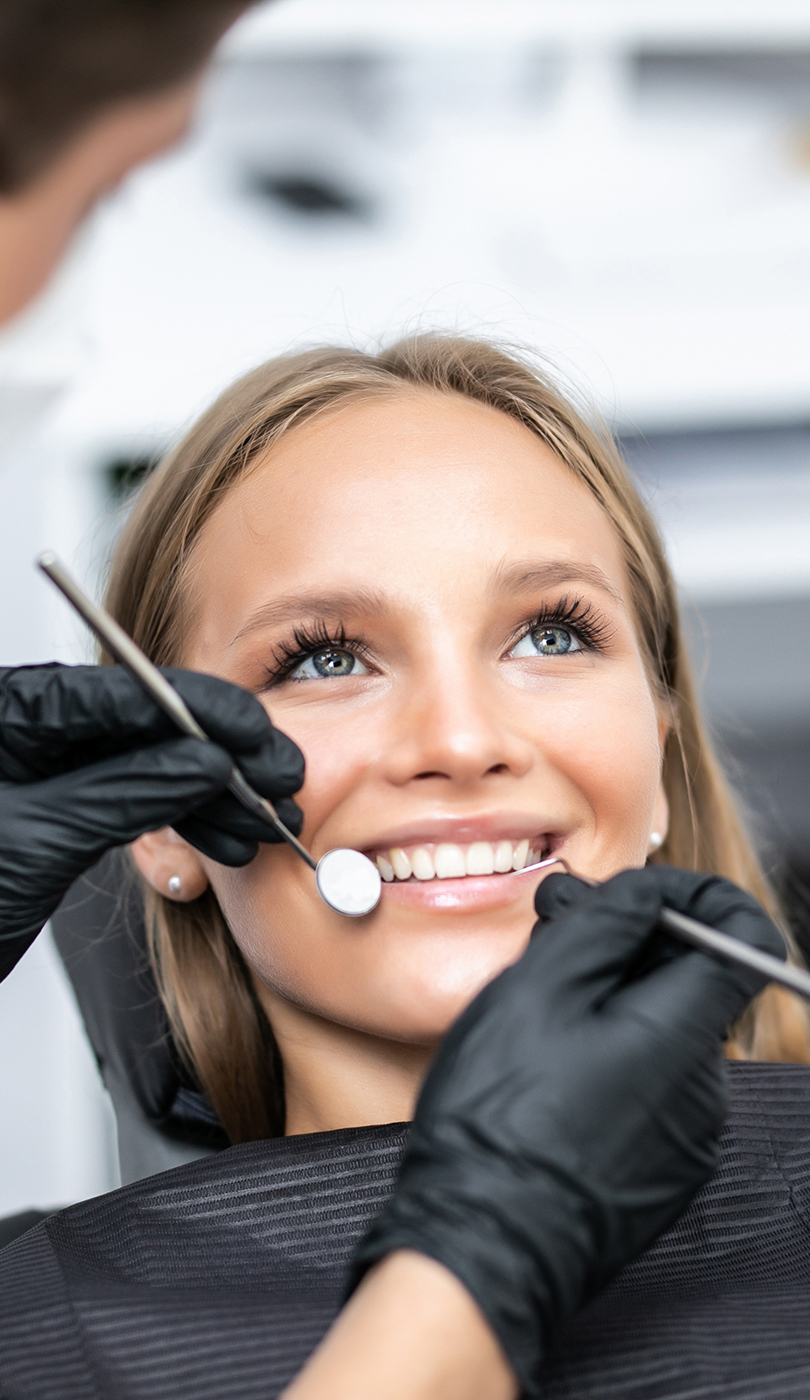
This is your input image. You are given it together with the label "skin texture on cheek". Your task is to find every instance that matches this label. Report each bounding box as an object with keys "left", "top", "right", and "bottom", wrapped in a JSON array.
[{"left": 543, "top": 680, "right": 665, "bottom": 880}]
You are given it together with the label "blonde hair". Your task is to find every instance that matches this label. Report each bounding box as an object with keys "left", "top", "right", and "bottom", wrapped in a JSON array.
[{"left": 105, "top": 335, "right": 810, "bottom": 1142}]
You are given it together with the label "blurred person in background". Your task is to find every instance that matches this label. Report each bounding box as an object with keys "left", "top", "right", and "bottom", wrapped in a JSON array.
[{"left": 0, "top": 0, "right": 250, "bottom": 325}]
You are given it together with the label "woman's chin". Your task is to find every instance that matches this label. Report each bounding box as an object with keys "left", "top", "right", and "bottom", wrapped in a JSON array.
[
  {"left": 351, "top": 922, "right": 534, "bottom": 1043},
  {"left": 231, "top": 869, "right": 541, "bottom": 1046}
]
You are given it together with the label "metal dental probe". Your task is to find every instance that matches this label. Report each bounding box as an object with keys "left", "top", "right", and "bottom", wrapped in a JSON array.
[
  {"left": 518, "top": 855, "right": 810, "bottom": 1002},
  {"left": 37, "top": 553, "right": 382, "bottom": 918}
]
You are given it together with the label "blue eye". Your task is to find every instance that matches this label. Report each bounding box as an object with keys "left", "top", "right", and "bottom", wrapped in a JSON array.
[
  {"left": 290, "top": 648, "right": 369, "bottom": 681},
  {"left": 511, "top": 626, "right": 582, "bottom": 659}
]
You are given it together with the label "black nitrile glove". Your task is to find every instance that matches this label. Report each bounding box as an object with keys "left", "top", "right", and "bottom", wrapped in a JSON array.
[
  {"left": 350, "top": 865, "right": 786, "bottom": 1397},
  {"left": 0, "top": 662, "right": 304, "bottom": 977}
]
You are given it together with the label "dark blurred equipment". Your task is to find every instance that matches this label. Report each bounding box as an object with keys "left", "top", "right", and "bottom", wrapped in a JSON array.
[
  {"left": 247, "top": 170, "right": 373, "bottom": 222},
  {"left": 104, "top": 455, "right": 157, "bottom": 502}
]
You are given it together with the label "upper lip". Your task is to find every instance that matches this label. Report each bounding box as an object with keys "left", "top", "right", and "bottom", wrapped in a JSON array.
[{"left": 361, "top": 813, "right": 561, "bottom": 855}]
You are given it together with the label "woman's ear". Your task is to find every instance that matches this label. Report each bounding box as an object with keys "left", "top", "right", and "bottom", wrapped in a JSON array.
[{"left": 130, "top": 827, "right": 210, "bottom": 902}]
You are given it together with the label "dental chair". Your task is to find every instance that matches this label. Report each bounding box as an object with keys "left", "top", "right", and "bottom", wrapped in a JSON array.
[
  {"left": 0, "top": 851, "right": 226, "bottom": 1250},
  {"left": 51, "top": 848, "right": 228, "bottom": 1184}
]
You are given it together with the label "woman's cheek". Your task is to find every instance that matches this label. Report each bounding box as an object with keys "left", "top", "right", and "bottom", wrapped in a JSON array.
[
  {"left": 264, "top": 699, "right": 385, "bottom": 844},
  {"left": 206, "top": 844, "right": 329, "bottom": 1000},
  {"left": 548, "top": 679, "right": 663, "bottom": 872}
]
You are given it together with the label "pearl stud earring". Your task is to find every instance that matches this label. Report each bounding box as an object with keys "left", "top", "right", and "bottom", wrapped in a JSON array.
[
  {"left": 168, "top": 875, "right": 183, "bottom": 896},
  {"left": 648, "top": 831, "right": 663, "bottom": 852}
]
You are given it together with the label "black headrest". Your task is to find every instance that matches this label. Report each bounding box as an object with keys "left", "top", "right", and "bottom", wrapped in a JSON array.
[{"left": 51, "top": 849, "right": 228, "bottom": 1149}]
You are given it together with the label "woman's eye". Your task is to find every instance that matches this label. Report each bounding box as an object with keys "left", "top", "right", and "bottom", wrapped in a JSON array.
[
  {"left": 510, "top": 626, "right": 582, "bottom": 659},
  {"left": 290, "top": 648, "right": 369, "bottom": 681}
]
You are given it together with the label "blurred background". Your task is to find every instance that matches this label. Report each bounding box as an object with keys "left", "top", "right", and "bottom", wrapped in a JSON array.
[{"left": 1, "top": 0, "right": 809, "bottom": 1214}]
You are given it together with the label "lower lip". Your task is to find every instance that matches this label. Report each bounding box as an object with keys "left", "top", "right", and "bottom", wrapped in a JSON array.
[{"left": 376, "top": 864, "right": 549, "bottom": 912}]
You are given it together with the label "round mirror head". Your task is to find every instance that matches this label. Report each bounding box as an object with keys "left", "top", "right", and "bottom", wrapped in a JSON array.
[{"left": 315, "top": 848, "right": 382, "bottom": 917}]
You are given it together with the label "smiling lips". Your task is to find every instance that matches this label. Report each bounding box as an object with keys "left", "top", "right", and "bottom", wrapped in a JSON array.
[{"left": 373, "top": 837, "right": 549, "bottom": 884}]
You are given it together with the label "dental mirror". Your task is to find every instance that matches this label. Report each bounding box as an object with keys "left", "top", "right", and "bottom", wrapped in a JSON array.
[{"left": 37, "top": 553, "right": 383, "bottom": 919}]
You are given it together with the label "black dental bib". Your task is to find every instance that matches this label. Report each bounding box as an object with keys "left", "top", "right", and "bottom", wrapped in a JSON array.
[{"left": 2, "top": 1063, "right": 810, "bottom": 1399}]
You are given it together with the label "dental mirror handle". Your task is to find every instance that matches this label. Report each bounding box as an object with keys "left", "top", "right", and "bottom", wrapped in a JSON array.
[
  {"left": 37, "top": 553, "right": 317, "bottom": 872},
  {"left": 521, "top": 856, "right": 810, "bottom": 1003}
]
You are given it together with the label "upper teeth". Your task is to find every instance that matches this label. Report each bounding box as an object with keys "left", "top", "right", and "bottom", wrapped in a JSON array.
[{"left": 375, "top": 838, "right": 543, "bottom": 883}]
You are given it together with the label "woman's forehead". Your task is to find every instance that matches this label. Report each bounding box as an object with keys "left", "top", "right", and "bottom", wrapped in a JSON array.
[{"left": 192, "top": 391, "right": 629, "bottom": 626}]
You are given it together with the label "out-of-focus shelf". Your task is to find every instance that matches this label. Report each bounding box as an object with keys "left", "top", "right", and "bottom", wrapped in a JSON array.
[{"left": 224, "top": 0, "right": 810, "bottom": 55}]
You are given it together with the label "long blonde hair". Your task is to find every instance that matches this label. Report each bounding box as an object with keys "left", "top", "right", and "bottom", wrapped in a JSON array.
[{"left": 105, "top": 335, "right": 810, "bottom": 1142}]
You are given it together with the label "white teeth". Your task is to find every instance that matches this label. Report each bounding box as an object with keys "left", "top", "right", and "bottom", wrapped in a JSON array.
[
  {"left": 411, "top": 846, "right": 435, "bottom": 881},
  {"left": 494, "top": 840, "right": 513, "bottom": 873},
  {"left": 390, "top": 847, "right": 412, "bottom": 880},
  {"left": 381, "top": 838, "right": 546, "bottom": 882},
  {"left": 434, "top": 843, "right": 467, "bottom": 879},
  {"left": 466, "top": 841, "right": 495, "bottom": 876},
  {"left": 376, "top": 853, "right": 395, "bottom": 882}
]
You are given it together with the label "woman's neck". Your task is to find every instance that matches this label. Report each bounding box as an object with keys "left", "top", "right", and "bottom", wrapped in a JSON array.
[{"left": 256, "top": 984, "right": 436, "bottom": 1136}]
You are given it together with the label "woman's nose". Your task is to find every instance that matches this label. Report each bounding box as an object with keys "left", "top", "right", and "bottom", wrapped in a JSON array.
[{"left": 383, "top": 656, "right": 533, "bottom": 790}]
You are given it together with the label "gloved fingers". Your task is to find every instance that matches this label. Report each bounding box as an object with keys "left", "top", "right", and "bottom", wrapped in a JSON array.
[
  {"left": 610, "top": 934, "right": 769, "bottom": 1048},
  {"left": 172, "top": 812, "right": 258, "bottom": 866},
  {"left": 0, "top": 665, "right": 207, "bottom": 777},
  {"left": 226, "top": 732, "right": 305, "bottom": 800},
  {"left": 530, "top": 866, "right": 785, "bottom": 1016},
  {"left": 524, "top": 867, "right": 679, "bottom": 1010},
  {"left": 174, "top": 793, "right": 304, "bottom": 865},
  {"left": 0, "top": 738, "right": 234, "bottom": 939},
  {"left": 0, "top": 664, "right": 305, "bottom": 794},
  {"left": 20, "top": 737, "right": 233, "bottom": 854},
  {"left": 649, "top": 866, "right": 786, "bottom": 965},
  {"left": 165, "top": 671, "right": 304, "bottom": 792}
]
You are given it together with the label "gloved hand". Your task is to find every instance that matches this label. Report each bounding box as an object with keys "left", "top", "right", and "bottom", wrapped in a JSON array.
[
  {"left": 0, "top": 662, "right": 304, "bottom": 976},
  {"left": 350, "top": 864, "right": 786, "bottom": 1397}
]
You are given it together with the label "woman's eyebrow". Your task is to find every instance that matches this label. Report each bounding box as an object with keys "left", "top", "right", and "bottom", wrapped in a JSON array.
[
  {"left": 230, "top": 588, "right": 389, "bottom": 646},
  {"left": 493, "top": 560, "right": 622, "bottom": 603}
]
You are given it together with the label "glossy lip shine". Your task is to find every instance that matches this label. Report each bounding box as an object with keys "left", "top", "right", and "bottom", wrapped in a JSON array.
[{"left": 375, "top": 859, "right": 562, "bottom": 912}]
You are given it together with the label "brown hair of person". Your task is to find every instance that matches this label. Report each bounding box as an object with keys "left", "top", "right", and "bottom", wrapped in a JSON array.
[
  {"left": 104, "top": 335, "right": 810, "bottom": 1142},
  {"left": 0, "top": 0, "right": 249, "bottom": 193}
]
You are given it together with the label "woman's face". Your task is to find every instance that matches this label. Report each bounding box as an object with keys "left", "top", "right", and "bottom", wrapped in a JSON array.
[{"left": 165, "top": 390, "right": 668, "bottom": 1044}]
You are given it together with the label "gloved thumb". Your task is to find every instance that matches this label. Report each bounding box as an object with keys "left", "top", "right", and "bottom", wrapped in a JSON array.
[{"left": 534, "top": 870, "right": 593, "bottom": 922}]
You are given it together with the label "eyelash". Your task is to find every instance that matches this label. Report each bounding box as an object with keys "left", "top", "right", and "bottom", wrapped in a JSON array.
[
  {"left": 263, "top": 621, "right": 373, "bottom": 688},
  {"left": 261, "top": 595, "right": 610, "bottom": 688},
  {"left": 511, "top": 596, "right": 611, "bottom": 654}
]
